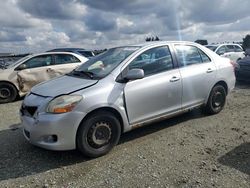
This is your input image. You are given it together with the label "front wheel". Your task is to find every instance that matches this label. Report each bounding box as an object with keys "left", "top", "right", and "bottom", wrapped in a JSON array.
[
  {"left": 76, "top": 111, "right": 121, "bottom": 158},
  {"left": 0, "top": 82, "right": 17, "bottom": 104},
  {"left": 205, "top": 85, "right": 226, "bottom": 115}
]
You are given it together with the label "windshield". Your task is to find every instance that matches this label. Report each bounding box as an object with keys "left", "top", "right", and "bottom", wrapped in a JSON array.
[
  {"left": 70, "top": 46, "right": 140, "bottom": 79},
  {"left": 7, "top": 55, "right": 32, "bottom": 68},
  {"left": 206, "top": 45, "right": 218, "bottom": 52}
]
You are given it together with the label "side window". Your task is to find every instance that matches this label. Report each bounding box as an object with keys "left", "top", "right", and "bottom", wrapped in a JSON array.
[
  {"left": 226, "top": 45, "right": 235, "bottom": 52},
  {"left": 54, "top": 54, "right": 80, "bottom": 65},
  {"left": 23, "top": 55, "right": 52, "bottom": 69},
  {"left": 216, "top": 46, "right": 226, "bottom": 55},
  {"left": 175, "top": 45, "right": 203, "bottom": 66},
  {"left": 198, "top": 49, "right": 211, "bottom": 63},
  {"left": 128, "top": 46, "right": 174, "bottom": 76},
  {"left": 234, "top": 45, "right": 243, "bottom": 52}
]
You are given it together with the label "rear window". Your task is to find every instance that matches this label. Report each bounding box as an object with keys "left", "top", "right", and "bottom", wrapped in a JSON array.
[
  {"left": 234, "top": 45, "right": 243, "bottom": 52},
  {"left": 198, "top": 49, "right": 211, "bottom": 63},
  {"left": 226, "top": 45, "right": 235, "bottom": 52},
  {"left": 175, "top": 45, "right": 206, "bottom": 66}
]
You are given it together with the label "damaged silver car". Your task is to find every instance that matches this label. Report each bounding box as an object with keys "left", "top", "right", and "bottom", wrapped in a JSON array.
[
  {"left": 20, "top": 41, "right": 235, "bottom": 158},
  {"left": 0, "top": 52, "right": 88, "bottom": 103}
]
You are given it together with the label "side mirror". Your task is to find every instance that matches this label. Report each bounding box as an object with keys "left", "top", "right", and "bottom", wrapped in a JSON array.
[
  {"left": 125, "top": 69, "right": 144, "bottom": 81},
  {"left": 17, "top": 64, "right": 27, "bottom": 70}
]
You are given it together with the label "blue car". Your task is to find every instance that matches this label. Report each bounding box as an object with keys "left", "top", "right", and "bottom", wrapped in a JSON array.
[{"left": 235, "top": 49, "right": 250, "bottom": 82}]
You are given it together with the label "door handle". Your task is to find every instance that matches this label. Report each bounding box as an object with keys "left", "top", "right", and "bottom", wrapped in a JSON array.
[
  {"left": 170, "top": 76, "right": 180, "bottom": 82},
  {"left": 206, "top": 68, "right": 213, "bottom": 73}
]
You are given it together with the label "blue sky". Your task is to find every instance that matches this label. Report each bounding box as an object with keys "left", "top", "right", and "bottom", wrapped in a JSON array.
[{"left": 0, "top": 0, "right": 250, "bottom": 53}]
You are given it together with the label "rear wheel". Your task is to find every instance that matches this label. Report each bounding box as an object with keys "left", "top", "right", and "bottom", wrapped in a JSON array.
[
  {"left": 205, "top": 85, "right": 226, "bottom": 115},
  {"left": 76, "top": 111, "right": 121, "bottom": 158},
  {"left": 0, "top": 82, "right": 17, "bottom": 104}
]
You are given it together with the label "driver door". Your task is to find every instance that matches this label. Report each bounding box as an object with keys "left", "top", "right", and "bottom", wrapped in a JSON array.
[{"left": 123, "top": 46, "right": 182, "bottom": 124}]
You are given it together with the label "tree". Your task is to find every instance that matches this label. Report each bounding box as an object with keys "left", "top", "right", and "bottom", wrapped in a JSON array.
[
  {"left": 242, "top": 34, "right": 250, "bottom": 50},
  {"left": 145, "top": 36, "right": 160, "bottom": 42}
]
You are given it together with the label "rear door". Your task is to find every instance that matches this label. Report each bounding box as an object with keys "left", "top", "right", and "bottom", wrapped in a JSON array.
[
  {"left": 124, "top": 45, "right": 182, "bottom": 124},
  {"left": 16, "top": 55, "right": 54, "bottom": 93},
  {"left": 174, "top": 45, "right": 217, "bottom": 108}
]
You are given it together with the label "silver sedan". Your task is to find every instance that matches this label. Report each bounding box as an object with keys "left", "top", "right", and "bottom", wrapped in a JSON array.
[{"left": 20, "top": 41, "right": 235, "bottom": 157}]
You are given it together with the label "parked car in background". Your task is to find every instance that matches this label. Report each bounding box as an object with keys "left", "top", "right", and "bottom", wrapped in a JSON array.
[
  {"left": 20, "top": 41, "right": 235, "bottom": 158},
  {"left": 0, "top": 52, "right": 88, "bottom": 103},
  {"left": 47, "top": 48, "right": 95, "bottom": 58},
  {"left": 206, "top": 44, "right": 245, "bottom": 63},
  {"left": 0, "top": 53, "right": 31, "bottom": 67},
  {"left": 235, "top": 49, "right": 250, "bottom": 82}
]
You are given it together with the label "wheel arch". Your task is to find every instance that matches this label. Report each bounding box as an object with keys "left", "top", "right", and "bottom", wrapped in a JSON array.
[
  {"left": 214, "top": 80, "right": 228, "bottom": 95},
  {"left": 0, "top": 80, "right": 19, "bottom": 95},
  {"left": 206, "top": 80, "right": 228, "bottom": 104},
  {"left": 75, "top": 106, "right": 124, "bottom": 145}
]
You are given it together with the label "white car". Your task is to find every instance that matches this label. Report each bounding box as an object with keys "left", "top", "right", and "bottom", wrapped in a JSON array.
[
  {"left": 206, "top": 44, "right": 245, "bottom": 63},
  {"left": 0, "top": 52, "right": 88, "bottom": 103}
]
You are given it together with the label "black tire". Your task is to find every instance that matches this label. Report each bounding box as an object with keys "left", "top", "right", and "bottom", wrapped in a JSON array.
[
  {"left": 205, "top": 85, "right": 226, "bottom": 115},
  {"left": 76, "top": 111, "right": 121, "bottom": 158},
  {"left": 0, "top": 82, "right": 17, "bottom": 104}
]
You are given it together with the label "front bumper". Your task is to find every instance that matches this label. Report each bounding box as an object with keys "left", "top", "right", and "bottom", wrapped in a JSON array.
[{"left": 21, "top": 111, "right": 86, "bottom": 151}]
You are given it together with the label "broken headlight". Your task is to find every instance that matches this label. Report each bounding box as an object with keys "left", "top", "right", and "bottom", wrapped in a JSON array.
[{"left": 46, "top": 95, "right": 82, "bottom": 114}]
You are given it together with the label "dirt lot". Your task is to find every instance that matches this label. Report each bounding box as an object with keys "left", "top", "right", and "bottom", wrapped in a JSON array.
[{"left": 0, "top": 83, "right": 249, "bottom": 188}]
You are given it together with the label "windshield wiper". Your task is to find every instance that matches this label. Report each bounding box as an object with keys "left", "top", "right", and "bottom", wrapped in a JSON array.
[{"left": 71, "top": 70, "right": 95, "bottom": 79}]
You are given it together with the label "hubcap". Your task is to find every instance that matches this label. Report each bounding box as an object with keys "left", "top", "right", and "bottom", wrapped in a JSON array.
[
  {"left": 212, "top": 91, "right": 223, "bottom": 108},
  {"left": 87, "top": 122, "right": 112, "bottom": 148},
  {"left": 0, "top": 88, "right": 11, "bottom": 99}
]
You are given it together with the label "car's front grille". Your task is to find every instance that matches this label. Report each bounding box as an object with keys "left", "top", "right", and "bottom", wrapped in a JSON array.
[{"left": 21, "top": 105, "right": 38, "bottom": 117}]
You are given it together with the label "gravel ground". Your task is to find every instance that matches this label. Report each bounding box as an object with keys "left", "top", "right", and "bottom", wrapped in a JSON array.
[{"left": 0, "top": 82, "right": 249, "bottom": 188}]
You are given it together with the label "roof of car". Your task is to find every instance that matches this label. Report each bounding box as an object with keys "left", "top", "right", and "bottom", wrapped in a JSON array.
[
  {"left": 117, "top": 41, "right": 198, "bottom": 48},
  {"left": 47, "top": 48, "right": 86, "bottom": 51},
  {"left": 28, "top": 51, "right": 89, "bottom": 59},
  {"left": 206, "top": 43, "right": 241, "bottom": 47}
]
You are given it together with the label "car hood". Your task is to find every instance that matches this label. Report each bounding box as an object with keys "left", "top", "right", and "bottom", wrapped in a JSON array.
[{"left": 31, "top": 75, "right": 98, "bottom": 97}]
